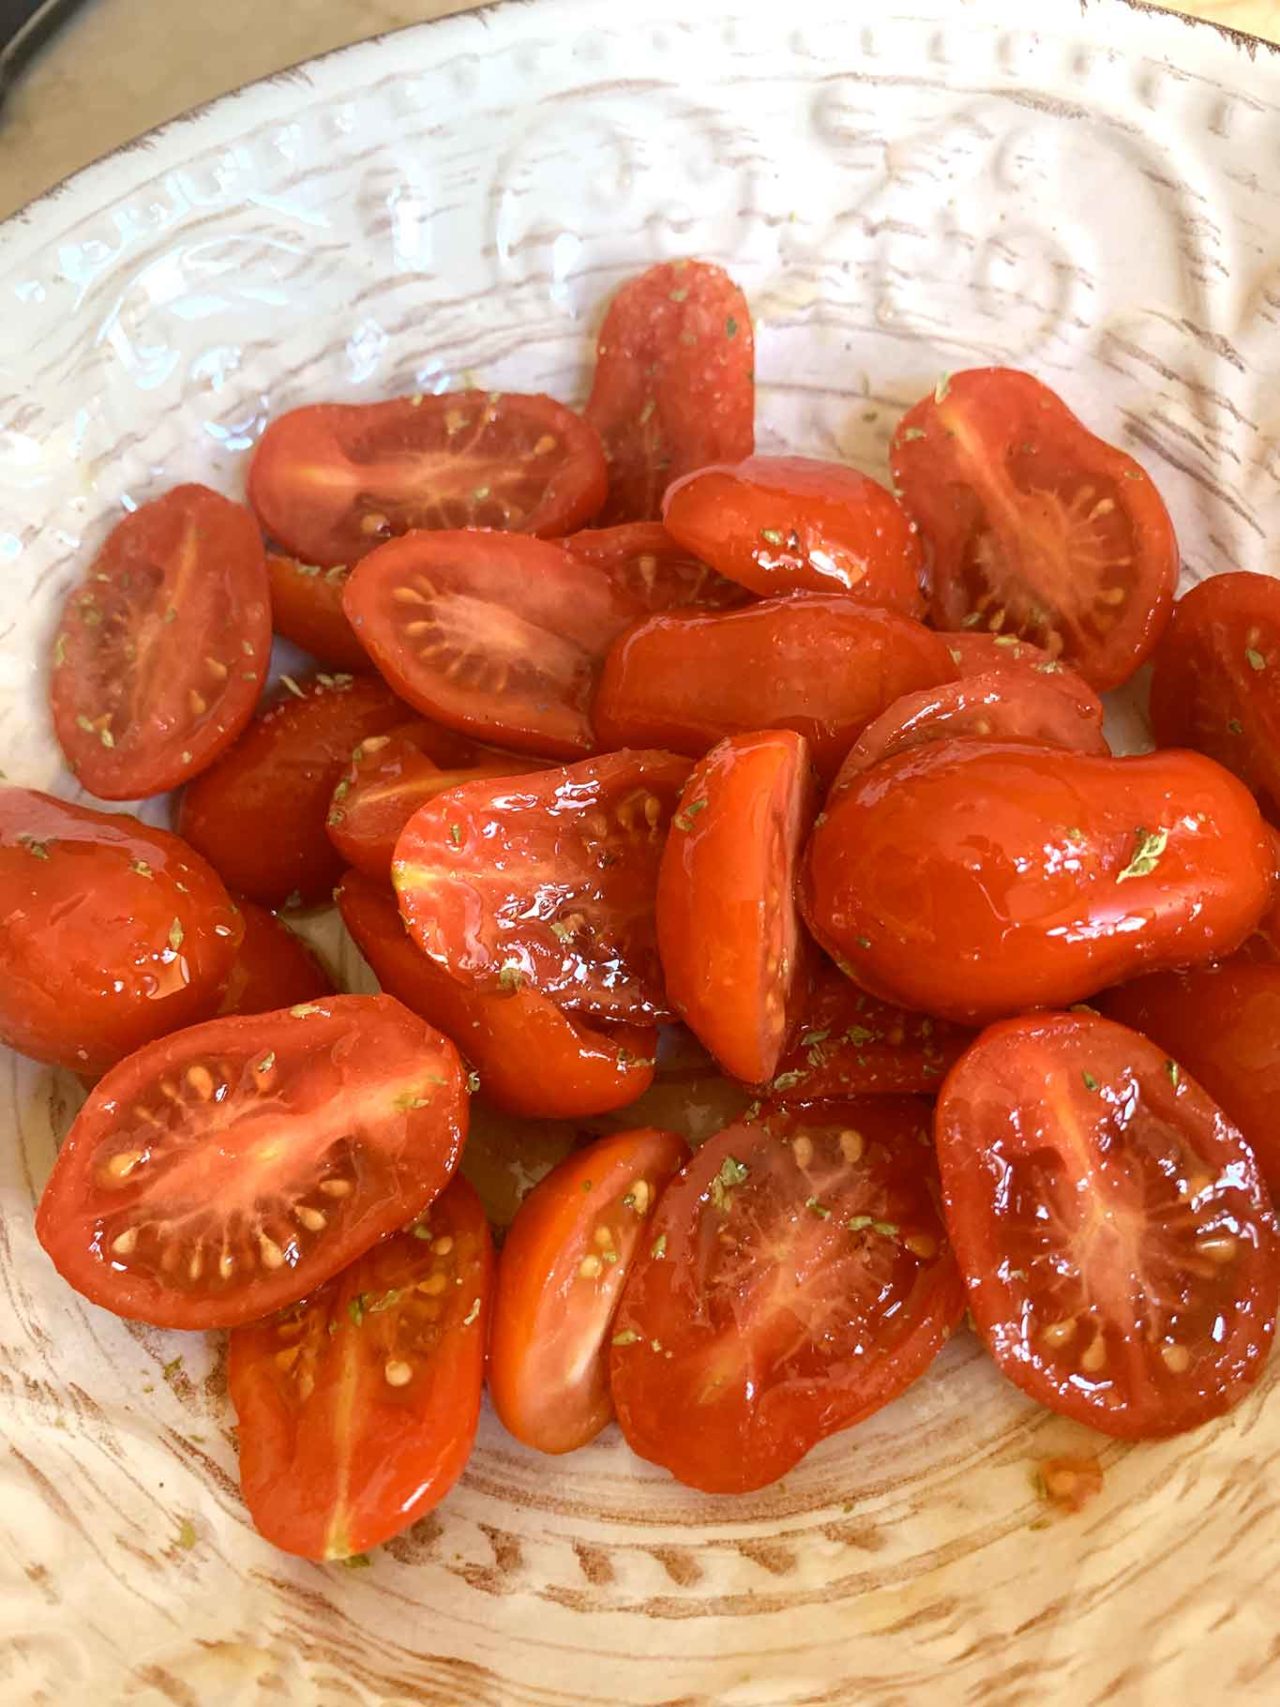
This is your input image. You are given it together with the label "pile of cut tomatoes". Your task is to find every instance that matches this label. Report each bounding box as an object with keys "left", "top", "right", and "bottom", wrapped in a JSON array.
[{"left": 7, "top": 259, "right": 1280, "bottom": 1561}]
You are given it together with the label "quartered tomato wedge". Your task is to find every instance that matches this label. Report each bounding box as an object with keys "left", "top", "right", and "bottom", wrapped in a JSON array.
[
  {"left": 0, "top": 787, "right": 242, "bottom": 1075},
  {"left": 609, "top": 1102, "right": 965, "bottom": 1492},
  {"left": 248, "top": 391, "right": 607, "bottom": 566},
  {"left": 338, "top": 870, "right": 658, "bottom": 1119},
  {"left": 804, "top": 741, "right": 1277, "bottom": 1025},
  {"left": 936, "top": 1011, "right": 1279, "bottom": 1437},
  {"left": 942, "top": 631, "right": 1104, "bottom": 723},
  {"left": 594, "top": 595, "right": 957, "bottom": 781},
  {"left": 229, "top": 1176, "right": 492, "bottom": 1559},
  {"left": 768, "top": 959, "right": 973, "bottom": 1101},
  {"left": 265, "top": 554, "right": 368, "bottom": 671},
  {"left": 586, "top": 260, "right": 754, "bottom": 523},
  {"left": 835, "top": 669, "right": 1108, "bottom": 784},
  {"left": 565, "top": 522, "right": 748, "bottom": 612},
  {"left": 663, "top": 455, "right": 924, "bottom": 613},
  {"left": 657, "top": 731, "right": 817, "bottom": 1083},
  {"left": 328, "top": 725, "right": 547, "bottom": 883},
  {"left": 49, "top": 485, "right": 270, "bottom": 798},
  {"left": 489, "top": 1127, "right": 688, "bottom": 1454},
  {"left": 891, "top": 368, "right": 1178, "bottom": 690},
  {"left": 177, "top": 672, "right": 407, "bottom": 907},
  {"left": 1149, "top": 571, "right": 1280, "bottom": 823},
  {"left": 217, "top": 900, "right": 333, "bottom": 1017},
  {"left": 343, "top": 531, "right": 645, "bottom": 759},
  {"left": 35, "top": 995, "right": 467, "bottom": 1329},
  {"left": 394, "top": 750, "right": 690, "bottom": 1023},
  {"left": 1099, "top": 963, "right": 1280, "bottom": 1196}
]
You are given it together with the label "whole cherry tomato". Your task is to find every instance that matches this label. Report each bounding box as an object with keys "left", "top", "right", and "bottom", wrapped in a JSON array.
[
  {"left": 564, "top": 522, "right": 749, "bottom": 611},
  {"left": 664, "top": 455, "right": 923, "bottom": 613},
  {"left": 804, "top": 741, "right": 1276, "bottom": 1024},
  {"left": 265, "top": 554, "right": 368, "bottom": 671},
  {"left": 890, "top": 368, "right": 1178, "bottom": 690}
]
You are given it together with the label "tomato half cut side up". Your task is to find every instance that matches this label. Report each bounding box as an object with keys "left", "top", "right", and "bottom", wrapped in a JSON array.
[
  {"left": 664, "top": 455, "right": 924, "bottom": 614},
  {"left": 564, "top": 522, "right": 750, "bottom": 612},
  {"left": 229, "top": 1175, "right": 492, "bottom": 1560},
  {"left": 343, "top": 530, "right": 646, "bottom": 759},
  {"left": 217, "top": 901, "right": 333, "bottom": 1017},
  {"left": 0, "top": 787, "right": 243, "bottom": 1076},
  {"left": 35, "top": 995, "right": 467, "bottom": 1329},
  {"left": 50, "top": 484, "right": 271, "bottom": 799},
  {"left": 890, "top": 368, "right": 1178, "bottom": 691},
  {"left": 657, "top": 730, "right": 818, "bottom": 1084},
  {"left": 265, "top": 554, "right": 369, "bottom": 671},
  {"left": 609, "top": 1101, "right": 964, "bottom": 1493},
  {"left": 176, "top": 672, "right": 408, "bottom": 907},
  {"left": 935, "top": 1010, "right": 1279, "bottom": 1438},
  {"left": 1149, "top": 571, "right": 1280, "bottom": 824},
  {"left": 393, "top": 749, "right": 692, "bottom": 1023},
  {"left": 337, "top": 870, "right": 658, "bottom": 1119},
  {"left": 593, "top": 596, "right": 958, "bottom": 782},
  {"left": 248, "top": 391, "right": 608, "bottom": 567},
  {"left": 585, "top": 260, "right": 754, "bottom": 524},
  {"left": 489, "top": 1127, "right": 688, "bottom": 1455}
]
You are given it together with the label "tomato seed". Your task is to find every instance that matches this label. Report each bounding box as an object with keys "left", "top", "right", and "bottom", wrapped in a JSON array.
[
  {"left": 1197, "top": 1233, "right": 1237, "bottom": 1264},
  {"left": 188, "top": 1248, "right": 204, "bottom": 1282},
  {"left": 185, "top": 1064, "right": 215, "bottom": 1100},
  {"left": 319, "top": 1179, "right": 353, "bottom": 1197},
  {"left": 110, "top": 1227, "right": 138, "bottom": 1256},
  {"left": 384, "top": 1360, "right": 413, "bottom": 1387},
  {"left": 432, "top": 1235, "right": 454, "bottom": 1257},
  {"left": 1040, "top": 1317, "right": 1077, "bottom": 1348},
  {"left": 205, "top": 657, "right": 229, "bottom": 681},
  {"left": 105, "top": 1150, "right": 143, "bottom": 1181},
  {"left": 294, "top": 1206, "right": 327, "bottom": 1232},
  {"left": 791, "top": 1135, "right": 814, "bottom": 1169},
  {"left": 1161, "top": 1343, "right": 1191, "bottom": 1374},
  {"left": 189, "top": 690, "right": 208, "bottom": 716},
  {"left": 392, "top": 585, "right": 429, "bottom": 604},
  {"left": 904, "top": 1232, "right": 938, "bottom": 1260},
  {"left": 1079, "top": 1335, "right": 1108, "bottom": 1373},
  {"left": 219, "top": 1249, "right": 235, "bottom": 1279},
  {"left": 838, "top": 1130, "right": 864, "bottom": 1163},
  {"left": 258, "top": 1235, "right": 286, "bottom": 1270},
  {"left": 579, "top": 1255, "right": 603, "bottom": 1280},
  {"left": 418, "top": 1272, "right": 448, "bottom": 1296},
  {"left": 275, "top": 1345, "right": 301, "bottom": 1372},
  {"left": 361, "top": 513, "right": 389, "bottom": 536},
  {"left": 533, "top": 434, "right": 557, "bottom": 455},
  {"left": 627, "top": 1180, "right": 651, "bottom": 1215},
  {"left": 1099, "top": 587, "right": 1127, "bottom": 606},
  {"left": 593, "top": 1225, "right": 615, "bottom": 1250}
]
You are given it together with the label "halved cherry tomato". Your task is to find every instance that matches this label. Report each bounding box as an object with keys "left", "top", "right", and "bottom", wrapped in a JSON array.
[
  {"left": 942, "top": 631, "right": 1104, "bottom": 723},
  {"left": 1149, "top": 571, "right": 1280, "bottom": 824},
  {"left": 891, "top": 368, "right": 1178, "bottom": 690},
  {"left": 35, "top": 994, "right": 467, "bottom": 1329},
  {"left": 657, "top": 731, "right": 817, "bottom": 1083},
  {"left": 394, "top": 750, "right": 690, "bottom": 1023},
  {"left": 489, "top": 1127, "right": 688, "bottom": 1454},
  {"left": 218, "top": 900, "right": 332, "bottom": 1017},
  {"left": 229, "top": 1175, "right": 491, "bottom": 1559},
  {"left": 177, "top": 672, "right": 407, "bottom": 907},
  {"left": 564, "top": 522, "right": 749, "bottom": 611},
  {"left": 343, "top": 531, "right": 645, "bottom": 759},
  {"left": 664, "top": 455, "right": 923, "bottom": 613},
  {"left": 768, "top": 959, "right": 973, "bottom": 1101},
  {"left": 835, "top": 669, "right": 1108, "bottom": 784},
  {"left": 805, "top": 741, "right": 1276, "bottom": 1025},
  {"left": 327, "top": 725, "right": 547, "bottom": 883},
  {"left": 1099, "top": 963, "right": 1280, "bottom": 1195},
  {"left": 265, "top": 554, "right": 368, "bottom": 671},
  {"left": 609, "top": 1101, "right": 964, "bottom": 1492},
  {"left": 594, "top": 596, "right": 957, "bottom": 781},
  {"left": 248, "top": 391, "right": 607, "bottom": 567},
  {"left": 0, "top": 787, "right": 242, "bottom": 1075},
  {"left": 49, "top": 485, "right": 270, "bottom": 799},
  {"left": 585, "top": 260, "right": 754, "bottom": 523},
  {"left": 935, "top": 1010, "right": 1278, "bottom": 1437},
  {"left": 337, "top": 870, "right": 658, "bottom": 1118}
]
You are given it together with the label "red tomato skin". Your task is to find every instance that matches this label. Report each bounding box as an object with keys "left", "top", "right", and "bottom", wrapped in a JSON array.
[
  {"left": 337, "top": 870, "right": 658, "bottom": 1119},
  {"left": 664, "top": 455, "right": 924, "bottom": 613},
  {"left": 176, "top": 672, "right": 407, "bottom": 907},
  {"left": 0, "top": 787, "right": 242, "bottom": 1075},
  {"left": 803, "top": 741, "right": 1277, "bottom": 1025},
  {"left": 564, "top": 522, "right": 750, "bottom": 612},
  {"left": 609, "top": 1102, "right": 965, "bottom": 1493},
  {"left": 343, "top": 529, "right": 645, "bottom": 760},
  {"left": 393, "top": 749, "right": 692, "bottom": 1024},
  {"left": 657, "top": 730, "right": 818, "bottom": 1083},
  {"left": 1149, "top": 572, "right": 1280, "bottom": 824},
  {"left": 942, "top": 632, "right": 1104, "bottom": 724},
  {"left": 891, "top": 368, "right": 1178, "bottom": 691},
  {"left": 936, "top": 1011, "right": 1279, "bottom": 1438},
  {"left": 35, "top": 994, "right": 467, "bottom": 1330},
  {"left": 769, "top": 959, "right": 974, "bottom": 1100},
  {"left": 217, "top": 900, "right": 333, "bottom": 1016},
  {"left": 248, "top": 391, "right": 607, "bottom": 567},
  {"left": 834, "top": 668, "right": 1109, "bottom": 785},
  {"left": 1099, "top": 962, "right": 1280, "bottom": 1196},
  {"left": 594, "top": 595, "right": 958, "bottom": 782},
  {"left": 585, "top": 260, "right": 754, "bottom": 524},
  {"left": 489, "top": 1128, "right": 689, "bottom": 1455},
  {"left": 1240, "top": 893, "right": 1280, "bottom": 964},
  {"left": 229, "top": 1176, "right": 492, "bottom": 1559},
  {"left": 50, "top": 485, "right": 271, "bottom": 799},
  {"left": 265, "top": 554, "right": 368, "bottom": 671}
]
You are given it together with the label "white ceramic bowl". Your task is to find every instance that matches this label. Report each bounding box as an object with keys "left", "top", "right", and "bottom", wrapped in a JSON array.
[{"left": 2, "top": 1, "right": 1278, "bottom": 1700}]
